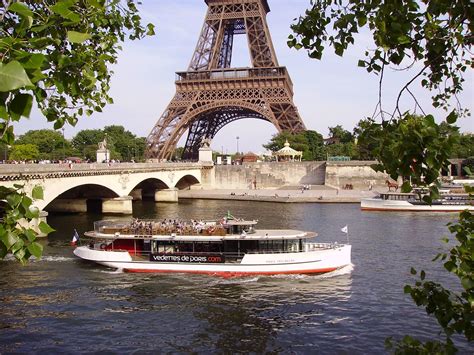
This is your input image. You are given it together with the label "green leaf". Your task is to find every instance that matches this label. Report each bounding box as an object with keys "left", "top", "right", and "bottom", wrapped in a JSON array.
[
  {"left": 461, "top": 277, "right": 474, "bottom": 291},
  {"left": 446, "top": 110, "right": 458, "bottom": 124},
  {"left": 67, "top": 31, "right": 91, "bottom": 44},
  {"left": 38, "top": 221, "right": 55, "bottom": 235},
  {"left": 410, "top": 267, "right": 417, "bottom": 275},
  {"left": 9, "top": 93, "right": 33, "bottom": 120},
  {"left": 24, "top": 229, "right": 36, "bottom": 242},
  {"left": 22, "top": 54, "right": 47, "bottom": 69},
  {"left": 50, "top": 1, "right": 81, "bottom": 22},
  {"left": 6, "top": 193, "right": 22, "bottom": 207},
  {"left": 146, "top": 23, "right": 155, "bottom": 36},
  {"left": 0, "top": 61, "right": 34, "bottom": 92},
  {"left": 31, "top": 185, "right": 44, "bottom": 200},
  {"left": 27, "top": 242, "right": 43, "bottom": 259},
  {"left": 8, "top": 2, "right": 33, "bottom": 18},
  {"left": 0, "top": 231, "right": 20, "bottom": 249}
]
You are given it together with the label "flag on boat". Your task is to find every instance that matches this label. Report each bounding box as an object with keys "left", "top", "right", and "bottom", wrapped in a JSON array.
[
  {"left": 341, "top": 225, "right": 348, "bottom": 234},
  {"left": 71, "top": 229, "right": 79, "bottom": 246}
]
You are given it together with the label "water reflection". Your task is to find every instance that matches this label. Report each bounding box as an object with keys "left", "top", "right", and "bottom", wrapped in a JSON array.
[{"left": 1, "top": 201, "right": 470, "bottom": 353}]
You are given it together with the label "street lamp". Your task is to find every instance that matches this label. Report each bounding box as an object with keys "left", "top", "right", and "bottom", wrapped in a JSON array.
[
  {"left": 61, "top": 128, "right": 65, "bottom": 160},
  {"left": 236, "top": 136, "right": 239, "bottom": 154},
  {"left": 104, "top": 133, "right": 108, "bottom": 162}
]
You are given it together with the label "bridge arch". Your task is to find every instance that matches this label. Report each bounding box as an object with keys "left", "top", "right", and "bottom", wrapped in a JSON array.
[
  {"left": 44, "top": 183, "right": 120, "bottom": 213},
  {"left": 175, "top": 174, "right": 200, "bottom": 190},
  {"left": 129, "top": 178, "right": 170, "bottom": 200}
]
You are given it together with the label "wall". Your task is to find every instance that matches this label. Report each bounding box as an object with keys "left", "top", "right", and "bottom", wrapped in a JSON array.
[
  {"left": 325, "top": 161, "right": 389, "bottom": 189},
  {"left": 214, "top": 162, "right": 326, "bottom": 189},
  {"left": 213, "top": 161, "right": 389, "bottom": 190}
]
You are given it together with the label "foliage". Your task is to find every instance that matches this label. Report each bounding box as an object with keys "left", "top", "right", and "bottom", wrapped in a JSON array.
[
  {"left": 353, "top": 118, "right": 381, "bottom": 160},
  {"left": 103, "top": 125, "right": 142, "bottom": 161},
  {"left": 70, "top": 126, "right": 145, "bottom": 161},
  {"left": 328, "top": 125, "right": 353, "bottom": 144},
  {"left": 0, "top": 184, "right": 53, "bottom": 264},
  {"left": 1, "top": 0, "right": 154, "bottom": 144},
  {"left": 290, "top": 0, "right": 473, "bottom": 352},
  {"left": 303, "top": 130, "right": 326, "bottom": 160},
  {"left": 288, "top": 0, "right": 472, "bottom": 118},
  {"left": 451, "top": 133, "right": 474, "bottom": 159},
  {"left": 325, "top": 141, "right": 358, "bottom": 159},
  {"left": 263, "top": 130, "right": 326, "bottom": 160},
  {"left": 173, "top": 146, "right": 185, "bottom": 161},
  {"left": 8, "top": 143, "right": 39, "bottom": 161},
  {"left": 71, "top": 129, "right": 104, "bottom": 154},
  {"left": 15, "top": 129, "right": 72, "bottom": 160},
  {"left": 362, "top": 114, "right": 459, "bottom": 202},
  {"left": 0, "top": 0, "right": 153, "bottom": 262}
]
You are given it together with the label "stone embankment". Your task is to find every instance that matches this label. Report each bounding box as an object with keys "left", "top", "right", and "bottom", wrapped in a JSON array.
[{"left": 179, "top": 185, "right": 378, "bottom": 203}]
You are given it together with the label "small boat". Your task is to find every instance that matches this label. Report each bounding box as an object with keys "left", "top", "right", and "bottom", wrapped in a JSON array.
[
  {"left": 361, "top": 191, "right": 473, "bottom": 212},
  {"left": 73, "top": 215, "right": 351, "bottom": 276}
]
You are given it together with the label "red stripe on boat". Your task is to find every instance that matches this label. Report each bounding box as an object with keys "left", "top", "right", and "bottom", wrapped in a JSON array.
[{"left": 123, "top": 267, "right": 340, "bottom": 277}]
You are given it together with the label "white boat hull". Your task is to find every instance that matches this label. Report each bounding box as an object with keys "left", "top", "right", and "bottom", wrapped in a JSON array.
[
  {"left": 74, "top": 244, "right": 351, "bottom": 276},
  {"left": 361, "top": 198, "right": 474, "bottom": 212}
]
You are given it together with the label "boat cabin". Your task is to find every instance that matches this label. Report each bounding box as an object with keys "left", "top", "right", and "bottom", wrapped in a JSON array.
[{"left": 85, "top": 218, "right": 312, "bottom": 262}]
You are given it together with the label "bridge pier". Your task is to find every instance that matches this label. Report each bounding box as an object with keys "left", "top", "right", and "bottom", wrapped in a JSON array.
[
  {"left": 47, "top": 198, "right": 88, "bottom": 213},
  {"left": 130, "top": 188, "right": 143, "bottom": 201},
  {"left": 154, "top": 188, "right": 178, "bottom": 203},
  {"left": 102, "top": 196, "right": 133, "bottom": 214}
]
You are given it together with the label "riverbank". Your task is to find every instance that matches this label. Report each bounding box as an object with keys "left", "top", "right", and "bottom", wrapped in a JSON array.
[{"left": 179, "top": 186, "right": 378, "bottom": 203}]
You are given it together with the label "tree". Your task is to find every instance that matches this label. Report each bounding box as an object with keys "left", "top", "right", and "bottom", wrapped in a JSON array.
[
  {"left": 103, "top": 125, "right": 141, "bottom": 161},
  {"left": 0, "top": 1, "right": 153, "bottom": 263},
  {"left": 71, "top": 129, "right": 104, "bottom": 157},
  {"left": 451, "top": 133, "right": 474, "bottom": 159},
  {"left": 328, "top": 125, "right": 353, "bottom": 144},
  {"left": 353, "top": 118, "right": 381, "bottom": 160},
  {"left": 263, "top": 130, "right": 326, "bottom": 160},
  {"left": 304, "top": 130, "right": 326, "bottom": 160},
  {"left": 15, "top": 129, "right": 72, "bottom": 160},
  {"left": 8, "top": 143, "right": 39, "bottom": 161},
  {"left": 288, "top": 0, "right": 471, "bottom": 118},
  {"left": 290, "top": 0, "right": 472, "bottom": 352}
]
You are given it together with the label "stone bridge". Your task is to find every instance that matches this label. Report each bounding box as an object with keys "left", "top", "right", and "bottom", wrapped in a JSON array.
[{"left": 0, "top": 162, "right": 214, "bottom": 214}]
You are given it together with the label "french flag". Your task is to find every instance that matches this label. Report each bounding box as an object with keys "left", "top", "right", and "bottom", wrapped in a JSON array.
[{"left": 71, "top": 229, "right": 79, "bottom": 246}]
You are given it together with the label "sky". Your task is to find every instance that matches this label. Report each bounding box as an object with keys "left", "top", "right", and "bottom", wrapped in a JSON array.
[{"left": 14, "top": 0, "right": 474, "bottom": 154}]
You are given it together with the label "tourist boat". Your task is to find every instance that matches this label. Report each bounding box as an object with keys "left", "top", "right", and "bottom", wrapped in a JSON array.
[
  {"left": 361, "top": 191, "right": 473, "bottom": 212},
  {"left": 73, "top": 215, "right": 351, "bottom": 276}
]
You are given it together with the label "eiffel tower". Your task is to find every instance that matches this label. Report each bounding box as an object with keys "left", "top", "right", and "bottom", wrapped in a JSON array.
[{"left": 146, "top": 0, "right": 306, "bottom": 161}]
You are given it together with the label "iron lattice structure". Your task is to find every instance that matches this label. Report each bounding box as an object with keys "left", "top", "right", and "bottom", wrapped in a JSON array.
[{"left": 146, "top": 0, "right": 306, "bottom": 161}]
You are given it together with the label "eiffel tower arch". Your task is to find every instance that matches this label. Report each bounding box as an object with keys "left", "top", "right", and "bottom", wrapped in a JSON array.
[{"left": 146, "top": 0, "right": 306, "bottom": 161}]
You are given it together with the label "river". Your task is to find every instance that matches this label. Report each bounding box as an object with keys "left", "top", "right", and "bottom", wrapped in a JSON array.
[{"left": 0, "top": 200, "right": 469, "bottom": 353}]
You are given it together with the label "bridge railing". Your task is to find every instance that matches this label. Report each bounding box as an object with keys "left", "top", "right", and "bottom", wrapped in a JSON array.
[{"left": 0, "top": 162, "right": 210, "bottom": 176}]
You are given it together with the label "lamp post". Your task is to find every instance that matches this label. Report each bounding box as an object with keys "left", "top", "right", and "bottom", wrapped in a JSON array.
[
  {"left": 236, "top": 136, "right": 239, "bottom": 154},
  {"left": 61, "top": 128, "right": 65, "bottom": 160},
  {"left": 104, "top": 133, "right": 108, "bottom": 162}
]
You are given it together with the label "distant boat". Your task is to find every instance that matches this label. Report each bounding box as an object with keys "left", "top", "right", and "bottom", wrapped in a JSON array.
[
  {"left": 73, "top": 216, "right": 351, "bottom": 276},
  {"left": 361, "top": 191, "right": 473, "bottom": 212}
]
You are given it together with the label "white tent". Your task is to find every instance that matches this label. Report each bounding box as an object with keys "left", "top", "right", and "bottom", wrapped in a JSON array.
[{"left": 273, "top": 140, "right": 303, "bottom": 161}]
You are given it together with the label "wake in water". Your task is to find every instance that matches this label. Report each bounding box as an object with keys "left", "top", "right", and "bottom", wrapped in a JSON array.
[
  {"left": 1, "top": 255, "right": 75, "bottom": 263},
  {"left": 91, "top": 268, "right": 124, "bottom": 274},
  {"left": 208, "top": 264, "right": 354, "bottom": 285}
]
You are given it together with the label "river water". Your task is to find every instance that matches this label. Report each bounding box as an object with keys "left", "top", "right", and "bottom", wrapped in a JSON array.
[{"left": 0, "top": 200, "right": 469, "bottom": 353}]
